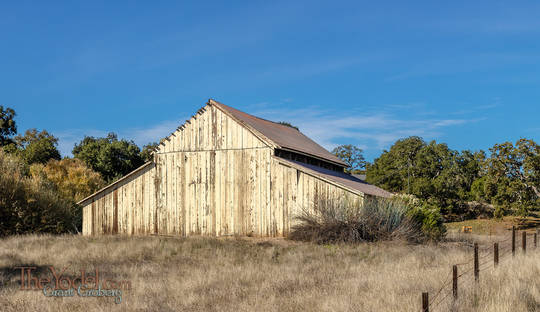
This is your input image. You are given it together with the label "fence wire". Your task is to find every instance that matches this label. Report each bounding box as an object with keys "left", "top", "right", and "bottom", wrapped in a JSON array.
[{"left": 422, "top": 228, "right": 538, "bottom": 311}]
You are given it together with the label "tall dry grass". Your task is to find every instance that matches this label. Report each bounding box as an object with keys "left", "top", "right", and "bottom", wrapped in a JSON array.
[
  {"left": 0, "top": 234, "right": 538, "bottom": 311},
  {"left": 288, "top": 198, "right": 437, "bottom": 243}
]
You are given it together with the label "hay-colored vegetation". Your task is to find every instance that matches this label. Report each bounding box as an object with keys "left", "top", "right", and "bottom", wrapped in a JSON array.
[
  {"left": 289, "top": 198, "right": 424, "bottom": 243},
  {"left": 446, "top": 216, "right": 540, "bottom": 235},
  {"left": 288, "top": 197, "right": 446, "bottom": 244},
  {"left": 0, "top": 234, "right": 538, "bottom": 312}
]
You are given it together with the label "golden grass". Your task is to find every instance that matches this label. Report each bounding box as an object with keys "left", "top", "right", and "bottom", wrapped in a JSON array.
[
  {"left": 446, "top": 219, "right": 509, "bottom": 236},
  {"left": 0, "top": 234, "right": 538, "bottom": 311},
  {"left": 446, "top": 216, "right": 540, "bottom": 235}
]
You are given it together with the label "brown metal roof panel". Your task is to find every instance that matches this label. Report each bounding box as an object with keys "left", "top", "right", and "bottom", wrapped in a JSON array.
[
  {"left": 276, "top": 157, "right": 392, "bottom": 198},
  {"left": 211, "top": 100, "right": 347, "bottom": 166}
]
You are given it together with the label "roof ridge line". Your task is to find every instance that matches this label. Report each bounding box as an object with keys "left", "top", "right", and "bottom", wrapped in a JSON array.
[
  {"left": 208, "top": 99, "right": 278, "bottom": 149},
  {"left": 210, "top": 100, "right": 300, "bottom": 130}
]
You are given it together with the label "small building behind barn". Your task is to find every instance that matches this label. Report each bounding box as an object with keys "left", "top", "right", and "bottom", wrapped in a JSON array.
[{"left": 79, "top": 100, "right": 391, "bottom": 237}]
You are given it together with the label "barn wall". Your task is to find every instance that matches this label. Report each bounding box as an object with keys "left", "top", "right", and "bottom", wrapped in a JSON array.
[
  {"left": 82, "top": 102, "right": 365, "bottom": 237},
  {"left": 82, "top": 163, "right": 156, "bottom": 236},
  {"left": 152, "top": 148, "right": 272, "bottom": 236},
  {"left": 269, "top": 158, "right": 364, "bottom": 236},
  {"left": 82, "top": 103, "right": 273, "bottom": 236},
  {"left": 152, "top": 102, "right": 273, "bottom": 236}
]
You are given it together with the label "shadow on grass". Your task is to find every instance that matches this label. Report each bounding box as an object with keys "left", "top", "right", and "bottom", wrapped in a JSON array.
[{"left": 0, "top": 264, "right": 52, "bottom": 289}]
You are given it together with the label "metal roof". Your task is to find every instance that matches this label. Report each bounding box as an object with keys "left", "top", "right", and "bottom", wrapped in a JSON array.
[
  {"left": 211, "top": 100, "right": 347, "bottom": 167},
  {"left": 274, "top": 157, "right": 392, "bottom": 198}
]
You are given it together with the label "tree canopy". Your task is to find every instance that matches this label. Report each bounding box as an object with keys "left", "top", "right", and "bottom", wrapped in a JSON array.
[
  {"left": 366, "top": 136, "right": 539, "bottom": 218},
  {"left": 277, "top": 121, "right": 299, "bottom": 131},
  {"left": 30, "top": 158, "right": 106, "bottom": 202},
  {"left": 0, "top": 150, "right": 79, "bottom": 235},
  {"left": 73, "top": 133, "right": 145, "bottom": 182},
  {"left": 0, "top": 106, "right": 17, "bottom": 147},
  {"left": 332, "top": 144, "right": 366, "bottom": 173},
  {"left": 479, "top": 138, "right": 540, "bottom": 216},
  {"left": 141, "top": 142, "right": 159, "bottom": 162},
  {"left": 9, "top": 129, "right": 61, "bottom": 165},
  {"left": 366, "top": 137, "right": 486, "bottom": 216}
]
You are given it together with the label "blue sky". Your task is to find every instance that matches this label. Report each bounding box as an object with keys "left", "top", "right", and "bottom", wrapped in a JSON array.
[{"left": 1, "top": 1, "right": 539, "bottom": 161}]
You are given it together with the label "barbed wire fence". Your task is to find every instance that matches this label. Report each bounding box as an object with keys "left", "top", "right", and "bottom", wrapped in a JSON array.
[{"left": 421, "top": 226, "right": 539, "bottom": 312}]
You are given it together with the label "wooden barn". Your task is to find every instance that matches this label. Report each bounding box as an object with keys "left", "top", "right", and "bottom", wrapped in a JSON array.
[{"left": 79, "top": 100, "right": 391, "bottom": 237}]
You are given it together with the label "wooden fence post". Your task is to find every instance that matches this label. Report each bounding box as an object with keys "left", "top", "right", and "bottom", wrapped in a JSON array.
[
  {"left": 452, "top": 265, "right": 458, "bottom": 300},
  {"left": 534, "top": 231, "right": 537, "bottom": 249},
  {"left": 522, "top": 231, "right": 526, "bottom": 253},
  {"left": 474, "top": 243, "right": 479, "bottom": 282},
  {"left": 512, "top": 226, "right": 516, "bottom": 256},
  {"left": 422, "top": 292, "right": 429, "bottom": 312},
  {"left": 494, "top": 243, "right": 499, "bottom": 267}
]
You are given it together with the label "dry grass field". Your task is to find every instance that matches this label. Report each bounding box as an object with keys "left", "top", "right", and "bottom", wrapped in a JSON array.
[{"left": 0, "top": 233, "right": 538, "bottom": 312}]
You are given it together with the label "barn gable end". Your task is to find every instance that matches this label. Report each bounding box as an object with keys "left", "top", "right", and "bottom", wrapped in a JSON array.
[{"left": 157, "top": 102, "right": 269, "bottom": 154}]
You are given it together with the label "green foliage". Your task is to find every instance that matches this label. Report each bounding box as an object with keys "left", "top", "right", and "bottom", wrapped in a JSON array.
[
  {"left": 367, "top": 136, "right": 538, "bottom": 219},
  {"left": 73, "top": 133, "right": 144, "bottom": 182},
  {"left": 0, "top": 105, "right": 17, "bottom": 146},
  {"left": 8, "top": 128, "right": 61, "bottom": 165},
  {"left": 401, "top": 197, "right": 446, "bottom": 241},
  {"left": 332, "top": 144, "right": 366, "bottom": 173},
  {"left": 470, "top": 176, "right": 489, "bottom": 202},
  {"left": 366, "top": 136, "right": 425, "bottom": 192},
  {"left": 455, "top": 150, "right": 486, "bottom": 201},
  {"left": 366, "top": 137, "right": 488, "bottom": 217},
  {"left": 0, "top": 151, "right": 79, "bottom": 235},
  {"left": 141, "top": 142, "right": 159, "bottom": 162},
  {"left": 483, "top": 138, "right": 540, "bottom": 216},
  {"left": 277, "top": 121, "right": 299, "bottom": 131}
]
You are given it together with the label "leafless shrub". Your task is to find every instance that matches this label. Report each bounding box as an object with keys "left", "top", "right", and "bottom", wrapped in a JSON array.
[{"left": 288, "top": 197, "right": 423, "bottom": 243}]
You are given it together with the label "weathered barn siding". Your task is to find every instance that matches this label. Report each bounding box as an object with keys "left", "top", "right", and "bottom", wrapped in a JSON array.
[
  {"left": 269, "top": 157, "right": 364, "bottom": 236},
  {"left": 83, "top": 103, "right": 280, "bottom": 236},
  {"left": 81, "top": 101, "right": 371, "bottom": 237},
  {"left": 151, "top": 103, "right": 274, "bottom": 236},
  {"left": 151, "top": 148, "right": 273, "bottom": 236},
  {"left": 82, "top": 163, "right": 156, "bottom": 236},
  {"left": 158, "top": 104, "right": 268, "bottom": 153}
]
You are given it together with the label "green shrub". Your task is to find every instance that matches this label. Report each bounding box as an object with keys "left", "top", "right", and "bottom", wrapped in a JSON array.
[
  {"left": 405, "top": 203, "right": 446, "bottom": 241},
  {"left": 394, "top": 194, "right": 446, "bottom": 241},
  {"left": 0, "top": 150, "right": 80, "bottom": 236}
]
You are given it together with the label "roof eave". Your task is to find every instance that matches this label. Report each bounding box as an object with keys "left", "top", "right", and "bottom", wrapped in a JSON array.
[
  {"left": 77, "top": 161, "right": 154, "bottom": 206},
  {"left": 272, "top": 156, "right": 364, "bottom": 196},
  {"left": 277, "top": 146, "right": 347, "bottom": 167}
]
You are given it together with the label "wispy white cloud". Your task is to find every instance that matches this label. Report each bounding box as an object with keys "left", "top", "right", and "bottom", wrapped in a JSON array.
[
  {"left": 251, "top": 102, "right": 482, "bottom": 156},
  {"left": 55, "top": 101, "right": 485, "bottom": 159}
]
